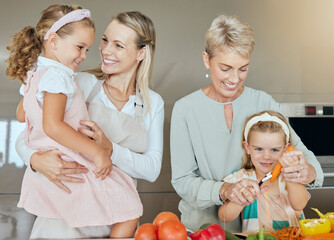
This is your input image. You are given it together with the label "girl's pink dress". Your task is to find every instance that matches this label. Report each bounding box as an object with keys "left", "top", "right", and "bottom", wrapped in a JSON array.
[{"left": 17, "top": 67, "right": 143, "bottom": 228}]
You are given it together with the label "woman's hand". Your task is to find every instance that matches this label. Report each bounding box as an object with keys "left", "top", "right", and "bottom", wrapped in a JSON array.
[
  {"left": 30, "top": 150, "right": 88, "bottom": 194},
  {"left": 280, "top": 149, "right": 316, "bottom": 185},
  {"left": 79, "top": 120, "right": 113, "bottom": 157},
  {"left": 220, "top": 179, "right": 266, "bottom": 206}
]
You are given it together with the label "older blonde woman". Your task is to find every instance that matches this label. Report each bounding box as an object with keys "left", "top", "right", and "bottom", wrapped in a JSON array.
[{"left": 170, "top": 14, "right": 323, "bottom": 232}]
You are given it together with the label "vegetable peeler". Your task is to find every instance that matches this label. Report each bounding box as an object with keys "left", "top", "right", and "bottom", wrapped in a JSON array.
[{"left": 258, "top": 172, "right": 272, "bottom": 186}]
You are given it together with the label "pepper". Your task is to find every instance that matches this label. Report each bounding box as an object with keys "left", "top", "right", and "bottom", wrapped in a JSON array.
[
  {"left": 312, "top": 208, "right": 334, "bottom": 232},
  {"left": 299, "top": 218, "right": 331, "bottom": 236},
  {"left": 189, "top": 224, "right": 226, "bottom": 240}
]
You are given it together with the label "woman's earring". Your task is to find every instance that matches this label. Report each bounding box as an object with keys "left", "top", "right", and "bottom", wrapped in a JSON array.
[{"left": 205, "top": 72, "right": 209, "bottom": 78}]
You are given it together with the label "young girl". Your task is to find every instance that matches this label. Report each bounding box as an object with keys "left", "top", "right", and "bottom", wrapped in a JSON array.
[
  {"left": 6, "top": 4, "right": 142, "bottom": 238},
  {"left": 218, "top": 110, "right": 309, "bottom": 232}
]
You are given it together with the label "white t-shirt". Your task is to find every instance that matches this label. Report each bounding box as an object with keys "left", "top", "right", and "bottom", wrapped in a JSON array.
[{"left": 19, "top": 56, "right": 76, "bottom": 111}]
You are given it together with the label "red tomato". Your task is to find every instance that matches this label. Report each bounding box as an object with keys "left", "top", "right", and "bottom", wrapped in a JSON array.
[
  {"left": 134, "top": 223, "right": 158, "bottom": 240},
  {"left": 158, "top": 219, "right": 187, "bottom": 240},
  {"left": 153, "top": 211, "right": 180, "bottom": 226}
]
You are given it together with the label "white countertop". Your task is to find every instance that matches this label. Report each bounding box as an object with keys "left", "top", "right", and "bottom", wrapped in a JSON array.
[{"left": 29, "top": 238, "right": 134, "bottom": 240}]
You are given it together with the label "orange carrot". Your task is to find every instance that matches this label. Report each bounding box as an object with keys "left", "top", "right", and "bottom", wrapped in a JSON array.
[
  {"left": 303, "top": 232, "right": 334, "bottom": 239},
  {"left": 270, "top": 146, "right": 296, "bottom": 182}
]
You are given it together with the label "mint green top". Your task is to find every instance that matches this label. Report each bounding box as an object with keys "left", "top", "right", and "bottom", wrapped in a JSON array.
[{"left": 170, "top": 86, "right": 323, "bottom": 232}]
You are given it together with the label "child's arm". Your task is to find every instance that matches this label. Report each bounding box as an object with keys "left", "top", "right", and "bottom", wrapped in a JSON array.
[
  {"left": 43, "top": 92, "right": 112, "bottom": 178},
  {"left": 218, "top": 201, "right": 244, "bottom": 222},
  {"left": 280, "top": 151, "right": 309, "bottom": 211},
  {"left": 286, "top": 182, "right": 308, "bottom": 211},
  {"left": 16, "top": 98, "right": 25, "bottom": 122}
]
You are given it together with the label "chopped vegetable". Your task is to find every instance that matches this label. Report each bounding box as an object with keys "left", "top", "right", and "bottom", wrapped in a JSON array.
[
  {"left": 299, "top": 218, "right": 331, "bottom": 236},
  {"left": 303, "top": 232, "right": 334, "bottom": 239},
  {"left": 312, "top": 208, "right": 334, "bottom": 232},
  {"left": 268, "top": 226, "right": 302, "bottom": 239},
  {"left": 270, "top": 146, "right": 295, "bottom": 182}
]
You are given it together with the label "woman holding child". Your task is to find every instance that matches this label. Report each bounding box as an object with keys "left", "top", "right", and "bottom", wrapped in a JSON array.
[
  {"left": 170, "top": 14, "right": 323, "bottom": 232},
  {"left": 14, "top": 5, "right": 164, "bottom": 239}
]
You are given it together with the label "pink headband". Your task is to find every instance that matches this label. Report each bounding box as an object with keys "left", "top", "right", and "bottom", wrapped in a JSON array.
[{"left": 44, "top": 9, "right": 91, "bottom": 40}]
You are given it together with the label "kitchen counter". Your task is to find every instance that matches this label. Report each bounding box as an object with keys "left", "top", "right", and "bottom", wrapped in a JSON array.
[{"left": 29, "top": 238, "right": 134, "bottom": 240}]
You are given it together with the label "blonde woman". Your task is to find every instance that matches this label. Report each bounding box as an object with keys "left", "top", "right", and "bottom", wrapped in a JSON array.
[
  {"left": 16, "top": 11, "right": 164, "bottom": 239},
  {"left": 170, "top": 14, "right": 322, "bottom": 232}
]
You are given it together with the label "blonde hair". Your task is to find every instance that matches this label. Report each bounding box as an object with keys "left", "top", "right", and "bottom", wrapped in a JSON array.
[
  {"left": 86, "top": 11, "right": 156, "bottom": 113},
  {"left": 6, "top": 4, "right": 95, "bottom": 83},
  {"left": 205, "top": 14, "right": 254, "bottom": 59},
  {"left": 241, "top": 110, "right": 292, "bottom": 169}
]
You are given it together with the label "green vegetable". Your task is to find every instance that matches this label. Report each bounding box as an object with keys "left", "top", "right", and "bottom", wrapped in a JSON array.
[
  {"left": 199, "top": 223, "right": 211, "bottom": 230},
  {"left": 258, "top": 227, "right": 265, "bottom": 240},
  {"left": 245, "top": 228, "right": 277, "bottom": 240},
  {"left": 264, "top": 234, "right": 277, "bottom": 240},
  {"left": 246, "top": 234, "right": 258, "bottom": 240},
  {"left": 224, "top": 229, "right": 242, "bottom": 240}
]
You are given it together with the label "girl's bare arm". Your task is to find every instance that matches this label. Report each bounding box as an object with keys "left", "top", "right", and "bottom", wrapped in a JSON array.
[
  {"left": 43, "top": 92, "right": 112, "bottom": 179},
  {"left": 16, "top": 98, "right": 25, "bottom": 122}
]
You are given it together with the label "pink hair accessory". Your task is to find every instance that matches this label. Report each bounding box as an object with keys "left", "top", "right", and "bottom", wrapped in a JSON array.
[{"left": 44, "top": 9, "right": 91, "bottom": 40}]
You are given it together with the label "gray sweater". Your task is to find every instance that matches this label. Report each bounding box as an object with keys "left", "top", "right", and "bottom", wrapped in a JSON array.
[{"left": 170, "top": 87, "right": 323, "bottom": 232}]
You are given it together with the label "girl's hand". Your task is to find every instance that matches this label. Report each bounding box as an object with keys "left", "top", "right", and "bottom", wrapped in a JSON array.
[
  {"left": 78, "top": 120, "right": 113, "bottom": 157},
  {"left": 221, "top": 179, "right": 266, "bottom": 206},
  {"left": 30, "top": 149, "right": 88, "bottom": 194},
  {"left": 280, "top": 149, "right": 300, "bottom": 168},
  {"left": 280, "top": 149, "right": 316, "bottom": 185},
  {"left": 93, "top": 150, "right": 113, "bottom": 180}
]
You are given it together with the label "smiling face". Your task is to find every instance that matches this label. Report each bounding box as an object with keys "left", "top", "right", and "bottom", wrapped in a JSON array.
[
  {"left": 243, "top": 131, "right": 287, "bottom": 177},
  {"left": 203, "top": 49, "right": 249, "bottom": 102},
  {"left": 99, "top": 20, "right": 144, "bottom": 76},
  {"left": 49, "top": 22, "right": 95, "bottom": 72}
]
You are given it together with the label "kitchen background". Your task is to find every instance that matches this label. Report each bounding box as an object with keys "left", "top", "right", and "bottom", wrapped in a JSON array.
[{"left": 1, "top": 0, "right": 334, "bottom": 239}]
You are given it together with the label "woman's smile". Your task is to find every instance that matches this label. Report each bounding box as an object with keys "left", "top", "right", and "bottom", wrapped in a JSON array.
[
  {"left": 222, "top": 81, "right": 238, "bottom": 90},
  {"left": 102, "top": 57, "right": 118, "bottom": 66}
]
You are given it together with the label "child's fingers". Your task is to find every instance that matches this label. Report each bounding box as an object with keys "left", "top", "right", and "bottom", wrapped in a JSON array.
[
  {"left": 93, "top": 168, "right": 104, "bottom": 178},
  {"left": 259, "top": 185, "right": 269, "bottom": 195},
  {"left": 95, "top": 166, "right": 112, "bottom": 180},
  {"left": 101, "top": 167, "right": 112, "bottom": 180}
]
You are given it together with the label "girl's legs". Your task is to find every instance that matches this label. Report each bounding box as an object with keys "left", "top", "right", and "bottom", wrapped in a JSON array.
[{"left": 109, "top": 218, "right": 139, "bottom": 238}]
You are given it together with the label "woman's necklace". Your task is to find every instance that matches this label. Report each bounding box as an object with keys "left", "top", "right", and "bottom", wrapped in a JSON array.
[{"left": 103, "top": 82, "right": 129, "bottom": 102}]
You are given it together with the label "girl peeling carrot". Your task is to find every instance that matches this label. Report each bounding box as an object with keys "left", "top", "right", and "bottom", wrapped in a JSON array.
[{"left": 218, "top": 110, "right": 309, "bottom": 232}]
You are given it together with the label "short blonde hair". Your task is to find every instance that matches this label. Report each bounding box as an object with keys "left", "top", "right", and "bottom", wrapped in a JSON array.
[
  {"left": 241, "top": 110, "right": 292, "bottom": 170},
  {"left": 205, "top": 14, "right": 254, "bottom": 58}
]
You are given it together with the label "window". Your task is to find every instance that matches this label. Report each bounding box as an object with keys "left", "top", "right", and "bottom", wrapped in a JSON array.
[{"left": 0, "top": 119, "right": 25, "bottom": 168}]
